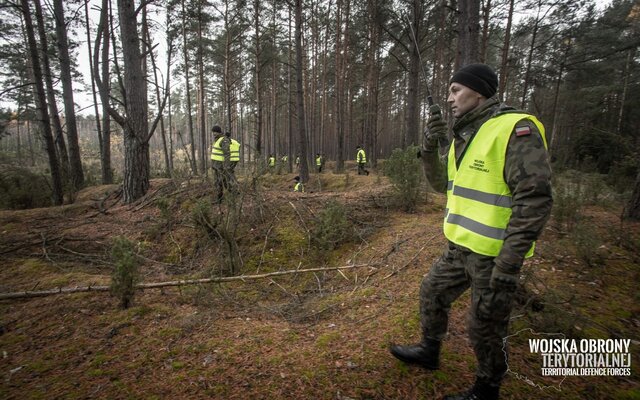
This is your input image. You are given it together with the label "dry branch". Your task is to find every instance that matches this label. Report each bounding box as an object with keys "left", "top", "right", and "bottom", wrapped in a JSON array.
[{"left": 0, "top": 264, "right": 378, "bottom": 300}]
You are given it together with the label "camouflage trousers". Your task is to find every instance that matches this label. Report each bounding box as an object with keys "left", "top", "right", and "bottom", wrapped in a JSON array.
[
  {"left": 213, "top": 166, "right": 225, "bottom": 202},
  {"left": 420, "top": 241, "right": 515, "bottom": 385}
]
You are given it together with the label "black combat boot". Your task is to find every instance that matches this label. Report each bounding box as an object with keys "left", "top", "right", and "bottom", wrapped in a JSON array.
[
  {"left": 442, "top": 378, "right": 500, "bottom": 400},
  {"left": 389, "top": 338, "right": 441, "bottom": 370}
]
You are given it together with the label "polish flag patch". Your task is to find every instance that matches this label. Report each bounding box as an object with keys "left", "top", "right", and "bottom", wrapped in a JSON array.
[{"left": 515, "top": 126, "right": 531, "bottom": 137}]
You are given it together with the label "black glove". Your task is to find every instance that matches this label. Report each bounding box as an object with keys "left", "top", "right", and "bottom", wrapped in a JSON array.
[
  {"left": 490, "top": 263, "right": 519, "bottom": 292},
  {"left": 425, "top": 104, "right": 447, "bottom": 149}
]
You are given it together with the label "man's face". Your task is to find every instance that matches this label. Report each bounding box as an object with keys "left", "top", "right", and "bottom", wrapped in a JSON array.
[{"left": 447, "top": 82, "right": 485, "bottom": 118}]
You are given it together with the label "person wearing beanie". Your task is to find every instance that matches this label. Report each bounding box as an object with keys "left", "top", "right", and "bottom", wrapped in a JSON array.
[
  {"left": 210, "top": 125, "right": 227, "bottom": 203},
  {"left": 390, "top": 63, "right": 553, "bottom": 400},
  {"left": 293, "top": 175, "right": 305, "bottom": 192}
]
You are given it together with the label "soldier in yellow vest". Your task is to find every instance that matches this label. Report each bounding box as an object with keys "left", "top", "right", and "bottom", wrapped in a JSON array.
[
  {"left": 390, "top": 64, "right": 552, "bottom": 400},
  {"left": 210, "top": 125, "right": 226, "bottom": 203},
  {"left": 315, "top": 153, "right": 323, "bottom": 173},
  {"left": 293, "top": 175, "right": 304, "bottom": 192},
  {"left": 225, "top": 131, "right": 241, "bottom": 194},
  {"left": 268, "top": 154, "right": 276, "bottom": 172},
  {"left": 356, "top": 145, "right": 369, "bottom": 175}
]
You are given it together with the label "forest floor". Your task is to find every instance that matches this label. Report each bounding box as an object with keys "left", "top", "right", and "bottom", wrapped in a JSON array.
[{"left": 0, "top": 168, "right": 639, "bottom": 399}]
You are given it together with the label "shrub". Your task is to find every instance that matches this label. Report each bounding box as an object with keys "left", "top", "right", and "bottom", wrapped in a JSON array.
[
  {"left": 312, "top": 200, "right": 353, "bottom": 252},
  {"left": 110, "top": 236, "right": 140, "bottom": 309},
  {"left": 191, "top": 199, "right": 220, "bottom": 238},
  {"left": 0, "top": 166, "right": 52, "bottom": 209},
  {"left": 383, "top": 145, "right": 424, "bottom": 211}
]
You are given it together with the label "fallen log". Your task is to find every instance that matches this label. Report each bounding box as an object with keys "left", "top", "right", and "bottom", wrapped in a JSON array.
[{"left": 0, "top": 264, "right": 379, "bottom": 300}]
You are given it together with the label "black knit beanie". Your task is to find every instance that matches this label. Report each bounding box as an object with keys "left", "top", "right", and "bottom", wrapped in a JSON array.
[{"left": 450, "top": 63, "right": 498, "bottom": 99}]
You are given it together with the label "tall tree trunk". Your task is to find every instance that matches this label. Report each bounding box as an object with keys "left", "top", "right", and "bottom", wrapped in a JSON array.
[
  {"left": 364, "top": 0, "right": 380, "bottom": 168},
  {"left": 617, "top": 49, "right": 632, "bottom": 135},
  {"left": 254, "top": 0, "right": 263, "bottom": 157},
  {"left": 455, "top": 0, "right": 480, "bottom": 69},
  {"left": 498, "top": 0, "right": 514, "bottom": 101},
  {"left": 625, "top": 171, "right": 640, "bottom": 220},
  {"left": 479, "top": 0, "right": 491, "bottom": 62},
  {"left": 287, "top": 4, "right": 294, "bottom": 167},
  {"left": 406, "top": 0, "right": 422, "bottom": 147},
  {"left": 94, "top": 0, "right": 113, "bottom": 184},
  {"left": 334, "top": 0, "right": 345, "bottom": 171},
  {"left": 33, "top": 0, "right": 69, "bottom": 187},
  {"left": 145, "top": 7, "right": 172, "bottom": 177},
  {"left": 181, "top": 0, "right": 197, "bottom": 174},
  {"left": 549, "top": 41, "right": 571, "bottom": 160},
  {"left": 53, "top": 0, "right": 84, "bottom": 190},
  {"left": 295, "top": 0, "right": 309, "bottom": 182},
  {"left": 223, "top": 0, "right": 234, "bottom": 136},
  {"left": 118, "top": 0, "right": 150, "bottom": 203},
  {"left": 197, "top": 0, "right": 207, "bottom": 174},
  {"left": 21, "top": 0, "right": 63, "bottom": 205},
  {"left": 26, "top": 117, "right": 35, "bottom": 166},
  {"left": 521, "top": 7, "right": 541, "bottom": 109},
  {"left": 84, "top": 0, "right": 105, "bottom": 181}
]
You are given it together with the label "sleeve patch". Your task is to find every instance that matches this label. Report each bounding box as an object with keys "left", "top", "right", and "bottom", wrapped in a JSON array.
[{"left": 515, "top": 126, "right": 531, "bottom": 137}]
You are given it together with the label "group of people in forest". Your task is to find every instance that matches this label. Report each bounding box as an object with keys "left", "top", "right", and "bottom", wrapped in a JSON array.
[
  {"left": 212, "top": 132, "right": 371, "bottom": 200},
  {"left": 210, "top": 63, "right": 552, "bottom": 400}
]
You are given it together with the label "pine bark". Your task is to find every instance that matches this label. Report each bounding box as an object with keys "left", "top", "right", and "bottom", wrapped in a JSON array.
[
  {"left": 181, "top": 0, "right": 197, "bottom": 174},
  {"left": 498, "top": 0, "right": 514, "bottom": 101},
  {"left": 33, "top": 0, "right": 70, "bottom": 187},
  {"left": 53, "top": 0, "right": 84, "bottom": 190},
  {"left": 295, "top": 0, "right": 309, "bottom": 182},
  {"left": 21, "top": 0, "right": 64, "bottom": 205}
]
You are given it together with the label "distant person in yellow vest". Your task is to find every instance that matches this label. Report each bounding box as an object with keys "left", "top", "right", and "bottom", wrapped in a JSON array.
[
  {"left": 356, "top": 145, "right": 369, "bottom": 175},
  {"left": 210, "top": 125, "right": 227, "bottom": 203},
  {"left": 315, "top": 153, "right": 323, "bottom": 173},
  {"left": 390, "top": 63, "right": 553, "bottom": 400},
  {"left": 268, "top": 154, "right": 276, "bottom": 172},
  {"left": 293, "top": 175, "right": 304, "bottom": 192},
  {"left": 225, "top": 131, "right": 241, "bottom": 194}
]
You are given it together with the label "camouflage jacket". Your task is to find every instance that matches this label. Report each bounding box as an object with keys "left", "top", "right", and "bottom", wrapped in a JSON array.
[{"left": 428, "top": 97, "right": 553, "bottom": 272}]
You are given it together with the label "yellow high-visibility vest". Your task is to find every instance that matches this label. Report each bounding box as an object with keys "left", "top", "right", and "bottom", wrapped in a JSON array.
[
  {"left": 357, "top": 149, "right": 366, "bottom": 163},
  {"left": 230, "top": 139, "right": 240, "bottom": 162},
  {"left": 294, "top": 182, "right": 304, "bottom": 192},
  {"left": 316, "top": 156, "right": 322, "bottom": 166},
  {"left": 268, "top": 157, "right": 275, "bottom": 167},
  {"left": 211, "top": 137, "right": 226, "bottom": 161},
  {"left": 443, "top": 113, "right": 547, "bottom": 257}
]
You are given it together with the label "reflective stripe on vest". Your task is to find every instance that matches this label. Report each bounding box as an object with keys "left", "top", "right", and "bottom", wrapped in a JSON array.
[
  {"left": 443, "top": 113, "right": 547, "bottom": 258},
  {"left": 230, "top": 139, "right": 240, "bottom": 162},
  {"left": 211, "top": 137, "right": 226, "bottom": 161},
  {"left": 357, "top": 149, "right": 366, "bottom": 163}
]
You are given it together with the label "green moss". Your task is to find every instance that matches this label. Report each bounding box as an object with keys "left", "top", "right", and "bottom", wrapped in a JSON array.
[
  {"left": 28, "top": 359, "right": 54, "bottom": 373},
  {"left": 316, "top": 331, "right": 341, "bottom": 349},
  {"left": 613, "top": 388, "right": 640, "bottom": 400},
  {"left": 90, "top": 353, "right": 113, "bottom": 367},
  {"left": 128, "top": 305, "right": 153, "bottom": 318},
  {"left": 156, "top": 327, "right": 183, "bottom": 339},
  {"left": 171, "top": 361, "right": 186, "bottom": 370},
  {"left": 0, "top": 333, "right": 27, "bottom": 346},
  {"left": 19, "top": 259, "right": 55, "bottom": 276},
  {"left": 87, "top": 368, "right": 105, "bottom": 377}
]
